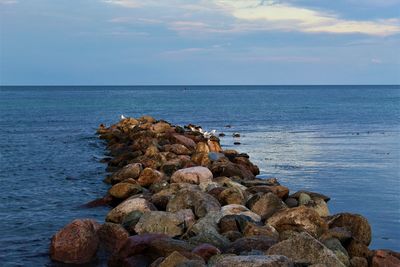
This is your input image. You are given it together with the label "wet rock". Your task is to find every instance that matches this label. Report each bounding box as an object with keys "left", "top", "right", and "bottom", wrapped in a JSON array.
[
  {"left": 225, "top": 236, "right": 277, "bottom": 254},
  {"left": 110, "top": 163, "right": 143, "bottom": 184},
  {"left": 247, "top": 192, "right": 287, "bottom": 220},
  {"left": 134, "top": 209, "right": 195, "bottom": 237},
  {"left": 232, "top": 156, "right": 260, "bottom": 176},
  {"left": 371, "top": 250, "right": 400, "bottom": 267},
  {"left": 267, "top": 232, "right": 345, "bottom": 266},
  {"left": 242, "top": 223, "right": 279, "bottom": 241},
  {"left": 167, "top": 188, "right": 221, "bottom": 218},
  {"left": 208, "top": 152, "right": 225, "bottom": 161},
  {"left": 109, "top": 182, "right": 143, "bottom": 199},
  {"left": 50, "top": 219, "right": 100, "bottom": 264},
  {"left": 98, "top": 222, "right": 129, "bottom": 254},
  {"left": 350, "top": 257, "right": 368, "bottom": 267},
  {"left": 221, "top": 204, "right": 261, "bottom": 222},
  {"left": 209, "top": 255, "right": 292, "bottom": 267},
  {"left": 164, "top": 144, "right": 192, "bottom": 155},
  {"left": 137, "top": 168, "right": 164, "bottom": 187},
  {"left": 267, "top": 206, "right": 328, "bottom": 238},
  {"left": 327, "top": 213, "right": 372, "bottom": 245},
  {"left": 170, "top": 166, "right": 213, "bottom": 185},
  {"left": 106, "top": 197, "right": 156, "bottom": 223},
  {"left": 192, "top": 244, "right": 221, "bottom": 262},
  {"left": 290, "top": 191, "right": 331, "bottom": 202}
]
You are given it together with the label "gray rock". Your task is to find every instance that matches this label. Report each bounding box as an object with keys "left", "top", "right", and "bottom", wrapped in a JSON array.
[{"left": 209, "top": 255, "right": 293, "bottom": 267}]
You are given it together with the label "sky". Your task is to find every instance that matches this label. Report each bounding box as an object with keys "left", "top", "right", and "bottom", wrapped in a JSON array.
[{"left": 0, "top": 0, "right": 399, "bottom": 85}]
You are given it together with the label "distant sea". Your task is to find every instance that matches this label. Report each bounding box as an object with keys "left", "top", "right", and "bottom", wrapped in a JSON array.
[{"left": 0, "top": 86, "right": 399, "bottom": 266}]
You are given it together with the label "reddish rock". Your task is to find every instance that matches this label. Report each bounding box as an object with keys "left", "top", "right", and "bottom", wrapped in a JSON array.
[
  {"left": 218, "top": 187, "right": 246, "bottom": 205},
  {"left": 192, "top": 244, "right": 221, "bottom": 262},
  {"left": 172, "top": 134, "right": 196, "bottom": 149},
  {"left": 151, "top": 121, "right": 171, "bottom": 133},
  {"left": 350, "top": 257, "right": 368, "bottom": 267},
  {"left": 191, "top": 152, "right": 211, "bottom": 167},
  {"left": 98, "top": 222, "right": 129, "bottom": 254},
  {"left": 137, "top": 168, "right": 164, "bottom": 187},
  {"left": 50, "top": 219, "right": 100, "bottom": 264},
  {"left": 242, "top": 223, "right": 279, "bottom": 241},
  {"left": 372, "top": 250, "right": 400, "bottom": 267},
  {"left": 170, "top": 166, "right": 213, "bottom": 185}
]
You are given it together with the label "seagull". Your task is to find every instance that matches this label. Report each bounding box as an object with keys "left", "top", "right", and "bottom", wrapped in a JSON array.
[
  {"left": 203, "top": 129, "right": 216, "bottom": 139},
  {"left": 120, "top": 114, "right": 127, "bottom": 120}
]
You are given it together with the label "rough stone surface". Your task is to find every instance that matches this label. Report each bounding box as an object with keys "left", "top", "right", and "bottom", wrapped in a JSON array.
[
  {"left": 209, "top": 255, "right": 293, "bottom": 267},
  {"left": 248, "top": 192, "right": 287, "bottom": 220},
  {"left": 225, "top": 236, "right": 277, "bottom": 254},
  {"left": 267, "top": 206, "right": 328, "bottom": 238},
  {"left": 109, "top": 182, "right": 142, "bottom": 199},
  {"left": 350, "top": 257, "right": 368, "bottom": 267},
  {"left": 266, "top": 232, "right": 345, "bottom": 266},
  {"left": 371, "top": 250, "right": 400, "bottom": 267},
  {"left": 110, "top": 163, "right": 143, "bottom": 184},
  {"left": 50, "top": 219, "right": 100, "bottom": 264},
  {"left": 171, "top": 166, "right": 213, "bottom": 185},
  {"left": 137, "top": 168, "right": 164, "bottom": 187},
  {"left": 98, "top": 222, "right": 129, "bottom": 254},
  {"left": 221, "top": 204, "right": 261, "bottom": 222},
  {"left": 106, "top": 197, "right": 156, "bottom": 223}
]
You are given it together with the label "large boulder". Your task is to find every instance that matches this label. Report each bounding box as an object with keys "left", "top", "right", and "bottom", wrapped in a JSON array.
[
  {"left": 98, "top": 222, "right": 129, "bottom": 254},
  {"left": 266, "top": 206, "right": 328, "bottom": 238},
  {"left": 109, "top": 182, "right": 142, "bottom": 199},
  {"left": 137, "top": 168, "right": 164, "bottom": 187},
  {"left": 371, "top": 250, "right": 400, "bottom": 267},
  {"left": 164, "top": 144, "right": 192, "bottom": 155},
  {"left": 327, "top": 213, "right": 372, "bottom": 246},
  {"left": 172, "top": 134, "right": 196, "bottom": 149},
  {"left": 209, "top": 255, "right": 292, "bottom": 267},
  {"left": 167, "top": 188, "right": 221, "bottom": 218},
  {"left": 110, "top": 163, "right": 143, "bottom": 184},
  {"left": 50, "top": 219, "right": 100, "bottom": 264},
  {"left": 266, "top": 232, "right": 345, "bottom": 266},
  {"left": 150, "top": 121, "right": 171, "bottom": 133},
  {"left": 171, "top": 166, "right": 213, "bottom": 185},
  {"left": 211, "top": 159, "right": 255, "bottom": 180},
  {"left": 134, "top": 210, "right": 195, "bottom": 237},
  {"left": 106, "top": 197, "right": 156, "bottom": 223},
  {"left": 247, "top": 192, "right": 287, "bottom": 220},
  {"left": 221, "top": 204, "right": 261, "bottom": 222},
  {"left": 225, "top": 236, "right": 278, "bottom": 254}
]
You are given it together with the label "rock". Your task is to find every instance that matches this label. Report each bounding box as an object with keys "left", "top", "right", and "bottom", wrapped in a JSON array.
[
  {"left": 350, "top": 257, "right": 368, "bottom": 267},
  {"left": 307, "top": 198, "right": 330, "bottom": 217},
  {"left": 208, "top": 139, "right": 223, "bottom": 152},
  {"left": 221, "top": 204, "right": 261, "bottom": 222},
  {"left": 218, "top": 214, "right": 254, "bottom": 233},
  {"left": 247, "top": 192, "right": 287, "bottom": 220},
  {"left": 284, "top": 198, "right": 298, "bottom": 208},
  {"left": 232, "top": 156, "right": 260, "bottom": 176},
  {"left": 106, "top": 198, "right": 156, "bottom": 223},
  {"left": 242, "top": 223, "right": 279, "bottom": 241},
  {"left": 298, "top": 193, "right": 312, "bottom": 205},
  {"left": 267, "top": 206, "right": 328, "bottom": 238},
  {"left": 109, "top": 182, "right": 142, "bottom": 199},
  {"left": 134, "top": 210, "right": 195, "bottom": 237},
  {"left": 196, "top": 142, "right": 210, "bottom": 153},
  {"left": 346, "top": 240, "right": 371, "bottom": 259},
  {"left": 98, "top": 222, "right": 129, "bottom": 254},
  {"left": 110, "top": 163, "right": 143, "bottom": 184},
  {"left": 246, "top": 185, "right": 289, "bottom": 199},
  {"left": 192, "top": 244, "right": 221, "bottom": 262},
  {"left": 225, "top": 236, "right": 277, "bottom": 254},
  {"left": 158, "top": 251, "right": 190, "bottom": 267},
  {"left": 266, "top": 232, "right": 345, "bottom": 266},
  {"left": 173, "top": 134, "right": 196, "bottom": 149},
  {"left": 50, "top": 219, "right": 100, "bottom": 264},
  {"left": 151, "top": 121, "right": 171, "bottom": 133},
  {"left": 321, "top": 227, "right": 352, "bottom": 243},
  {"left": 322, "top": 238, "right": 350, "bottom": 266},
  {"left": 137, "top": 168, "right": 164, "bottom": 187},
  {"left": 192, "top": 152, "right": 212, "bottom": 167},
  {"left": 209, "top": 255, "right": 292, "bottom": 267},
  {"left": 167, "top": 188, "right": 221, "bottom": 218},
  {"left": 164, "top": 144, "right": 192, "bottom": 155},
  {"left": 327, "top": 213, "right": 371, "bottom": 245},
  {"left": 121, "top": 210, "right": 143, "bottom": 233},
  {"left": 211, "top": 159, "right": 255, "bottom": 180},
  {"left": 171, "top": 166, "right": 213, "bottom": 185},
  {"left": 145, "top": 145, "right": 160, "bottom": 157},
  {"left": 371, "top": 250, "right": 400, "bottom": 267},
  {"left": 218, "top": 187, "right": 246, "bottom": 205}
]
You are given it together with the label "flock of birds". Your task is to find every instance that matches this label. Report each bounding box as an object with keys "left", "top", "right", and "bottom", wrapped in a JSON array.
[{"left": 120, "top": 115, "right": 240, "bottom": 140}]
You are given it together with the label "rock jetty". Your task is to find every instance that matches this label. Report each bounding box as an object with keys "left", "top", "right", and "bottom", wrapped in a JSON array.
[{"left": 50, "top": 116, "right": 399, "bottom": 266}]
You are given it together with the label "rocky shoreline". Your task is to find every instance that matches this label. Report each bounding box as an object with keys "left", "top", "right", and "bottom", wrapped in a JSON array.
[{"left": 50, "top": 116, "right": 399, "bottom": 267}]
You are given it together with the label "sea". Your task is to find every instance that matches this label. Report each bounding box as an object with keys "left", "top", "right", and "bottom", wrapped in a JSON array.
[{"left": 0, "top": 85, "right": 399, "bottom": 266}]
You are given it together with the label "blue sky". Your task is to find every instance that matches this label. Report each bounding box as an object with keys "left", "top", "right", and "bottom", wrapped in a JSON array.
[{"left": 0, "top": 0, "right": 399, "bottom": 85}]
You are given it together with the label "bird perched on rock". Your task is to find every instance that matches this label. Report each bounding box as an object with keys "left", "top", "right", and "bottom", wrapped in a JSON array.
[{"left": 120, "top": 114, "right": 127, "bottom": 120}]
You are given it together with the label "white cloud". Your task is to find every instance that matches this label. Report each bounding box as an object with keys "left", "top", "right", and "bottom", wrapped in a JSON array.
[
  {"left": 0, "top": 0, "right": 18, "bottom": 4},
  {"left": 102, "top": 0, "right": 141, "bottom": 8}
]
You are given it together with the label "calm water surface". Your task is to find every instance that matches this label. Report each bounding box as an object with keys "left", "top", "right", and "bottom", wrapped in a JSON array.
[{"left": 0, "top": 86, "right": 399, "bottom": 266}]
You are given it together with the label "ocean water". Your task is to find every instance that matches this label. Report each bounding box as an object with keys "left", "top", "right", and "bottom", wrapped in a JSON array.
[{"left": 0, "top": 85, "right": 399, "bottom": 266}]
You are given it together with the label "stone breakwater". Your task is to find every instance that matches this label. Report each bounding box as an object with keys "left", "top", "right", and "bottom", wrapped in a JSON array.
[{"left": 50, "top": 116, "right": 400, "bottom": 267}]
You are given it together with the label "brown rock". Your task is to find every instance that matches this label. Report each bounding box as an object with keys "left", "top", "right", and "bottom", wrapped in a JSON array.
[
  {"left": 98, "top": 222, "right": 129, "bottom": 254},
  {"left": 196, "top": 142, "right": 210, "bottom": 153},
  {"left": 207, "top": 139, "right": 222, "bottom": 152},
  {"left": 106, "top": 197, "right": 156, "bottom": 223},
  {"left": 226, "top": 236, "right": 277, "bottom": 254},
  {"left": 172, "top": 134, "right": 196, "bottom": 149},
  {"left": 350, "top": 257, "right": 368, "bottom": 267},
  {"left": 50, "top": 219, "right": 100, "bottom": 264},
  {"left": 247, "top": 192, "right": 287, "bottom": 220},
  {"left": 192, "top": 244, "right": 221, "bottom": 262},
  {"left": 221, "top": 204, "right": 261, "bottom": 222},
  {"left": 164, "top": 144, "right": 192, "bottom": 155},
  {"left": 218, "top": 187, "right": 246, "bottom": 205},
  {"left": 246, "top": 185, "right": 289, "bottom": 199},
  {"left": 267, "top": 206, "right": 328, "bottom": 238},
  {"left": 137, "top": 168, "right": 164, "bottom": 187},
  {"left": 242, "top": 223, "right": 279, "bottom": 241},
  {"left": 290, "top": 190, "right": 330, "bottom": 202},
  {"left": 346, "top": 240, "right": 371, "bottom": 259},
  {"left": 327, "top": 213, "right": 372, "bottom": 245},
  {"left": 372, "top": 250, "right": 400, "bottom": 267},
  {"left": 110, "top": 163, "right": 143, "bottom": 184},
  {"left": 211, "top": 159, "right": 255, "bottom": 180},
  {"left": 232, "top": 156, "right": 260, "bottom": 176},
  {"left": 109, "top": 182, "right": 142, "bottom": 199},
  {"left": 170, "top": 166, "right": 213, "bottom": 185},
  {"left": 158, "top": 251, "right": 189, "bottom": 267},
  {"left": 218, "top": 214, "right": 254, "bottom": 233},
  {"left": 210, "top": 255, "right": 292, "bottom": 267},
  {"left": 151, "top": 121, "right": 171, "bottom": 133}
]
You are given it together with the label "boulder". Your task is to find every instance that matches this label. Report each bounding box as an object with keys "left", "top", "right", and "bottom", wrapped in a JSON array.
[
  {"left": 322, "top": 238, "right": 350, "bottom": 266},
  {"left": 225, "top": 236, "right": 277, "bottom": 254},
  {"left": 98, "top": 222, "right": 129, "bottom": 254},
  {"left": 246, "top": 185, "right": 289, "bottom": 199},
  {"left": 298, "top": 193, "right": 312, "bottom": 205},
  {"left": 247, "top": 192, "right": 287, "bottom": 220},
  {"left": 218, "top": 214, "right": 254, "bottom": 233},
  {"left": 209, "top": 255, "right": 292, "bottom": 267},
  {"left": 109, "top": 182, "right": 142, "bottom": 199},
  {"left": 134, "top": 210, "right": 195, "bottom": 237},
  {"left": 207, "top": 139, "right": 223, "bottom": 152},
  {"left": 192, "top": 244, "right": 221, "bottom": 262},
  {"left": 196, "top": 142, "right": 210, "bottom": 153},
  {"left": 221, "top": 204, "right": 261, "bottom": 222},
  {"left": 171, "top": 166, "right": 213, "bottom": 185},
  {"left": 266, "top": 206, "right": 328, "bottom": 238},
  {"left": 218, "top": 187, "right": 246, "bottom": 205},
  {"left": 121, "top": 210, "right": 144, "bottom": 233},
  {"left": 211, "top": 159, "right": 255, "bottom": 180},
  {"left": 164, "top": 144, "right": 192, "bottom": 155},
  {"left": 346, "top": 240, "right": 371, "bottom": 259},
  {"left": 167, "top": 188, "right": 221, "bottom": 218},
  {"left": 350, "top": 257, "right": 368, "bottom": 267},
  {"left": 137, "top": 168, "right": 164, "bottom": 187},
  {"left": 158, "top": 251, "right": 190, "bottom": 267},
  {"left": 172, "top": 134, "right": 196, "bottom": 149},
  {"left": 106, "top": 197, "right": 156, "bottom": 223},
  {"left": 327, "top": 213, "right": 371, "bottom": 245},
  {"left": 50, "top": 219, "right": 100, "bottom": 264},
  {"left": 307, "top": 197, "right": 330, "bottom": 217},
  {"left": 110, "top": 163, "right": 143, "bottom": 184},
  {"left": 266, "top": 232, "right": 345, "bottom": 266},
  {"left": 242, "top": 223, "right": 279, "bottom": 241},
  {"left": 371, "top": 250, "right": 400, "bottom": 267},
  {"left": 151, "top": 121, "right": 171, "bottom": 133}
]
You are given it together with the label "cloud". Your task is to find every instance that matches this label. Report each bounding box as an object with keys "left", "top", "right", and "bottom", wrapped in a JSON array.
[
  {"left": 0, "top": 0, "right": 18, "bottom": 4},
  {"left": 215, "top": 0, "right": 400, "bottom": 36},
  {"left": 102, "top": 0, "right": 141, "bottom": 8}
]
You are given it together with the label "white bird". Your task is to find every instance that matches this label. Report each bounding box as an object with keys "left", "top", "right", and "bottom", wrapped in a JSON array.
[
  {"left": 203, "top": 129, "right": 216, "bottom": 139},
  {"left": 120, "top": 114, "right": 127, "bottom": 120}
]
